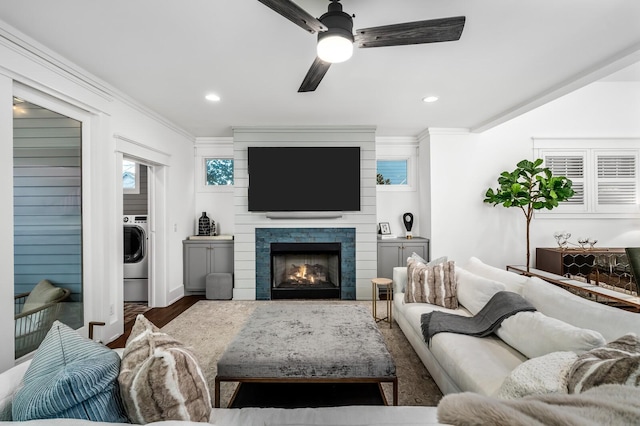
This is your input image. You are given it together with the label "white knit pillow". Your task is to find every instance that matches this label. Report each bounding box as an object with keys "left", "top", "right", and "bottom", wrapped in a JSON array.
[
  {"left": 118, "top": 315, "right": 211, "bottom": 424},
  {"left": 497, "top": 351, "right": 578, "bottom": 399}
]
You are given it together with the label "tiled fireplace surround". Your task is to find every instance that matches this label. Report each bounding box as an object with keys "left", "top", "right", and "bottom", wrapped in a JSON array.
[{"left": 255, "top": 228, "right": 356, "bottom": 300}]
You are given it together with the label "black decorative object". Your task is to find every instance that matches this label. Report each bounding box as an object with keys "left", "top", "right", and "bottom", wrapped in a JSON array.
[
  {"left": 403, "top": 212, "right": 414, "bottom": 239},
  {"left": 198, "top": 212, "right": 211, "bottom": 236}
]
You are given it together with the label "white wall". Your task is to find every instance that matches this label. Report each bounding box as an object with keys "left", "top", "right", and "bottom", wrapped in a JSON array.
[
  {"left": 0, "top": 24, "right": 195, "bottom": 369},
  {"left": 426, "top": 81, "right": 640, "bottom": 269},
  {"left": 375, "top": 138, "right": 422, "bottom": 238},
  {"left": 194, "top": 137, "right": 236, "bottom": 236}
]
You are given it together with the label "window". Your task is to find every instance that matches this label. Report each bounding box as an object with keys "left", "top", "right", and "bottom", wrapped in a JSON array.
[
  {"left": 534, "top": 138, "right": 639, "bottom": 218},
  {"left": 377, "top": 160, "right": 408, "bottom": 185},
  {"left": 205, "top": 158, "right": 234, "bottom": 186},
  {"left": 123, "top": 159, "right": 140, "bottom": 194}
]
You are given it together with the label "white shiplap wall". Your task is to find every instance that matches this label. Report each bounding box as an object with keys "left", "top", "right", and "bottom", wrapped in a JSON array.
[{"left": 233, "top": 126, "right": 377, "bottom": 300}]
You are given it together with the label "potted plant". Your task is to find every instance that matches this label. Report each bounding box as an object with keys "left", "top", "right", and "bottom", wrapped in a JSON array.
[{"left": 483, "top": 158, "right": 574, "bottom": 271}]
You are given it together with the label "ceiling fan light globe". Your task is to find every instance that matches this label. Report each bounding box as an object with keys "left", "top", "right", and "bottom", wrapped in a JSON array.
[{"left": 317, "top": 35, "right": 353, "bottom": 63}]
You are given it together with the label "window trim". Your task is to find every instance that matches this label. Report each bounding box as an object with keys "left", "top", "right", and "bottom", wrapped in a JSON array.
[
  {"left": 194, "top": 138, "right": 235, "bottom": 193},
  {"left": 203, "top": 157, "right": 234, "bottom": 188},
  {"left": 376, "top": 156, "right": 416, "bottom": 192},
  {"left": 533, "top": 138, "right": 640, "bottom": 219}
]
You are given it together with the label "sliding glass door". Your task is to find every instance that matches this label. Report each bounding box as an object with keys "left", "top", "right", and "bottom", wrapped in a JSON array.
[{"left": 13, "top": 96, "right": 83, "bottom": 358}]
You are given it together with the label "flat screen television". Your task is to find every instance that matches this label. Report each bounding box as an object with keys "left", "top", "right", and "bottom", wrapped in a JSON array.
[{"left": 248, "top": 146, "right": 361, "bottom": 212}]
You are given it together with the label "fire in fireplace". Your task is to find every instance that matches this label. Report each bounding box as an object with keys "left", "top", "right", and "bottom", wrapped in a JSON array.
[{"left": 271, "top": 242, "right": 341, "bottom": 299}]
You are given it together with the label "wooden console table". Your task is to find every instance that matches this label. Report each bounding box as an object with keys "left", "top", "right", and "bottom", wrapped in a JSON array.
[
  {"left": 506, "top": 265, "right": 640, "bottom": 312},
  {"left": 536, "top": 247, "right": 636, "bottom": 294}
]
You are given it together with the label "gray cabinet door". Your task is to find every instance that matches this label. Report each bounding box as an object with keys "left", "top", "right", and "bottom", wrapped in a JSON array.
[
  {"left": 183, "top": 241, "right": 234, "bottom": 291},
  {"left": 376, "top": 238, "right": 430, "bottom": 279},
  {"left": 184, "top": 243, "right": 210, "bottom": 291},
  {"left": 401, "top": 242, "right": 428, "bottom": 264},
  {"left": 377, "top": 243, "right": 401, "bottom": 279},
  {"left": 211, "top": 242, "right": 234, "bottom": 273}
]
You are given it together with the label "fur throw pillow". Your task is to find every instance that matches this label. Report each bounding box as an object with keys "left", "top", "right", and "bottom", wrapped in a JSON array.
[
  {"left": 118, "top": 315, "right": 211, "bottom": 423},
  {"left": 405, "top": 258, "right": 457, "bottom": 309},
  {"left": 568, "top": 333, "right": 640, "bottom": 393}
]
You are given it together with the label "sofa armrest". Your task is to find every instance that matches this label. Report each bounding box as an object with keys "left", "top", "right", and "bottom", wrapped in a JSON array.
[
  {"left": 393, "top": 267, "right": 407, "bottom": 294},
  {"left": 0, "top": 360, "right": 31, "bottom": 421}
]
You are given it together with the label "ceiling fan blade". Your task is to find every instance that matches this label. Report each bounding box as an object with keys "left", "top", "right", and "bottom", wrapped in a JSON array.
[
  {"left": 257, "top": 0, "right": 327, "bottom": 34},
  {"left": 355, "top": 16, "right": 465, "bottom": 48},
  {"left": 298, "top": 57, "right": 331, "bottom": 92}
]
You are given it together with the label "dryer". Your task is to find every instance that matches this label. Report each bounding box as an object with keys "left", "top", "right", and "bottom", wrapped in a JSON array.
[{"left": 124, "top": 215, "right": 148, "bottom": 301}]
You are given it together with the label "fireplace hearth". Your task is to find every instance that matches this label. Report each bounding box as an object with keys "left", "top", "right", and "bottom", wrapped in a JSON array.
[{"left": 271, "top": 242, "right": 341, "bottom": 299}]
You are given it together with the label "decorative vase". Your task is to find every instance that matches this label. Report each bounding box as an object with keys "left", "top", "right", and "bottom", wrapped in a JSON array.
[{"left": 198, "top": 212, "right": 211, "bottom": 236}]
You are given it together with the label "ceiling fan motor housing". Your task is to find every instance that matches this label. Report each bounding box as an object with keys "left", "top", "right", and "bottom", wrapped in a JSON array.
[{"left": 318, "top": 1, "right": 354, "bottom": 44}]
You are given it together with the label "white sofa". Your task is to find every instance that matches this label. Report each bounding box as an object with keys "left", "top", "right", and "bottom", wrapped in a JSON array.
[
  {"left": 393, "top": 257, "right": 640, "bottom": 397},
  {"left": 0, "top": 358, "right": 442, "bottom": 425},
  {"left": 0, "top": 330, "right": 444, "bottom": 426}
]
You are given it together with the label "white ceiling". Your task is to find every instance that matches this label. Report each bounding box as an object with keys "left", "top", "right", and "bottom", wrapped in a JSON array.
[{"left": 0, "top": 0, "right": 639, "bottom": 138}]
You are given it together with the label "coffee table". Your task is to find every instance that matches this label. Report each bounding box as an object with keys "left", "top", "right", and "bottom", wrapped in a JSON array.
[{"left": 215, "top": 303, "right": 397, "bottom": 407}]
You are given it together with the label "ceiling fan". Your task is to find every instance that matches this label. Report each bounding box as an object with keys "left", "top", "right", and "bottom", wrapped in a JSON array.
[{"left": 257, "top": 0, "right": 466, "bottom": 92}]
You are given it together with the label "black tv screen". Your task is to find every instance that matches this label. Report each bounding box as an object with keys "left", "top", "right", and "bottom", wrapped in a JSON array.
[{"left": 248, "top": 146, "right": 361, "bottom": 212}]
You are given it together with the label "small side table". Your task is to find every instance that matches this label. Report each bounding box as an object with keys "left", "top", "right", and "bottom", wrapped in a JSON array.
[{"left": 372, "top": 277, "right": 393, "bottom": 328}]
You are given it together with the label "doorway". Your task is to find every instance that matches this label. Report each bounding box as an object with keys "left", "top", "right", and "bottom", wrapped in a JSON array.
[
  {"left": 122, "top": 158, "right": 151, "bottom": 322},
  {"left": 115, "top": 135, "right": 170, "bottom": 327}
]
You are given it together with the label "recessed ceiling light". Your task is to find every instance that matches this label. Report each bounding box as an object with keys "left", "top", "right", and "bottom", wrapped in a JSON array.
[
  {"left": 422, "top": 96, "right": 439, "bottom": 103},
  {"left": 205, "top": 93, "right": 221, "bottom": 102}
]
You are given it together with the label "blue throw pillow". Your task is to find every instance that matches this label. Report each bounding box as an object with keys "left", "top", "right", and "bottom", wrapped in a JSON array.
[{"left": 12, "top": 321, "right": 128, "bottom": 423}]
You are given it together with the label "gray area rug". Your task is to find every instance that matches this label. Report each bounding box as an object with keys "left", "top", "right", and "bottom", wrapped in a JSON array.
[{"left": 161, "top": 300, "right": 443, "bottom": 408}]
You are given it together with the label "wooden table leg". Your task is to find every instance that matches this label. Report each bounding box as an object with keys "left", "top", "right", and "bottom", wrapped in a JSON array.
[
  {"left": 393, "top": 377, "right": 398, "bottom": 406},
  {"left": 214, "top": 377, "right": 221, "bottom": 408}
]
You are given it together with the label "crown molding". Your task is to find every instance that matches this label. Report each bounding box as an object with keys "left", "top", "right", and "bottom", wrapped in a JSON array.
[{"left": 0, "top": 19, "right": 194, "bottom": 142}]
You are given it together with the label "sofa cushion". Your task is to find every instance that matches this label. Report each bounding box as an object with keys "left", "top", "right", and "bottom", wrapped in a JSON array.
[
  {"left": 523, "top": 276, "right": 640, "bottom": 342},
  {"left": 118, "top": 315, "right": 211, "bottom": 424},
  {"left": 12, "top": 321, "right": 127, "bottom": 423},
  {"left": 496, "top": 311, "right": 606, "bottom": 359},
  {"left": 464, "top": 257, "right": 528, "bottom": 294},
  {"left": 429, "top": 332, "right": 527, "bottom": 396},
  {"left": 0, "top": 361, "right": 31, "bottom": 421},
  {"left": 455, "top": 267, "right": 506, "bottom": 315},
  {"left": 568, "top": 333, "right": 640, "bottom": 393},
  {"left": 405, "top": 259, "right": 457, "bottom": 309},
  {"left": 496, "top": 351, "right": 578, "bottom": 399}
]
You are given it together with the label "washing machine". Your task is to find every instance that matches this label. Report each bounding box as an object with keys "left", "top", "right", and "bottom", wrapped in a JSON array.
[{"left": 123, "top": 215, "right": 149, "bottom": 302}]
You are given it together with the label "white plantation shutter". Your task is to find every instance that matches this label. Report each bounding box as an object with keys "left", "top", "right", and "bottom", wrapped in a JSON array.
[
  {"left": 535, "top": 140, "right": 640, "bottom": 218},
  {"left": 596, "top": 153, "right": 637, "bottom": 207},
  {"left": 545, "top": 155, "right": 584, "bottom": 205}
]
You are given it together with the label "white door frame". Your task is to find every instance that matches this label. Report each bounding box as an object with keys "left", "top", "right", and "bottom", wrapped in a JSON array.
[
  {"left": 115, "top": 134, "right": 170, "bottom": 313},
  {"left": 13, "top": 83, "right": 97, "bottom": 341}
]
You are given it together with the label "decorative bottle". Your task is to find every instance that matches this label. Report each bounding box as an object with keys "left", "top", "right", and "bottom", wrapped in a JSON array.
[{"left": 198, "top": 212, "right": 211, "bottom": 236}]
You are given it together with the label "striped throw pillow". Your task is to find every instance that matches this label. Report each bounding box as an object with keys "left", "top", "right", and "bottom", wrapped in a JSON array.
[
  {"left": 405, "top": 258, "right": 458, "bottom": 309},
  {"left": 118, "top": 315, "right": 211, "bottom": 424},
  {"left": 568, "top": 333, "right": 640, "bottom": 393},
  {"left": 12, "top": 321, "right": 128, "bottom": 422}
]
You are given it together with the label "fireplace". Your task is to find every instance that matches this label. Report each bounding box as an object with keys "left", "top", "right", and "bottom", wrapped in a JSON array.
[{"left": 271, "top": 242, "right": 341, "bottom": 299}]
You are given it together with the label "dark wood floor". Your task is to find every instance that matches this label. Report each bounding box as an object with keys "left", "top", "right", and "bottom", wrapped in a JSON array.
[{"left": 107, "top": 295, "right": 204, "bottom": 348}]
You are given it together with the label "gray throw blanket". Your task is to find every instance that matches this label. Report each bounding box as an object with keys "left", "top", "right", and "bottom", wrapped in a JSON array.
[
  {"left": 437, "top": 384, "right": 640, "bottom": 426},
  {"left": 421, "top": 291, "right": 535, "bottom": 344}
]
